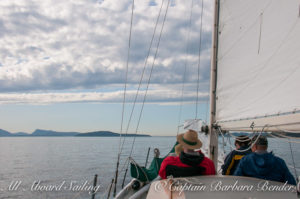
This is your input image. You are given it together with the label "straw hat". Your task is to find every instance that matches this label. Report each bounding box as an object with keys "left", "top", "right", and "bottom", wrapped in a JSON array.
[{"left": 177, "top": 130, "right": 202, "bottom": 149}]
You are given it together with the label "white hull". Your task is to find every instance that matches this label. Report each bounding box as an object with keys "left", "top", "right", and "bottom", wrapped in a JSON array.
[{"left": 116, "top": 175, "right": 296, "bottom": 199}]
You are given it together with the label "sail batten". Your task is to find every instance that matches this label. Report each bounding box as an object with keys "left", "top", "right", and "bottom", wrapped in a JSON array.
[{"left": 216, "top": 0, "right": 300, "bottom": 132}]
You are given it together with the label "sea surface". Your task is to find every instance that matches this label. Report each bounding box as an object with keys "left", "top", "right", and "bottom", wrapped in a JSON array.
[{"left": 0, "top": 136, "right": 299, "bottom": 199}]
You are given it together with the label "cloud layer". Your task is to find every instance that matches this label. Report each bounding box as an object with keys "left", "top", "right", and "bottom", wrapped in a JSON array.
[
  {"left": 0, "top": 0, "right": 213, "bottom": 104},
  {"left": 0, "top": 87, "right": 209, "bottom": 105}
]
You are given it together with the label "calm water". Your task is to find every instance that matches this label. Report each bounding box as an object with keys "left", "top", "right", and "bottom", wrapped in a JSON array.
[{"left": 0, "top": 136, "right": 299, "bottom": 199}]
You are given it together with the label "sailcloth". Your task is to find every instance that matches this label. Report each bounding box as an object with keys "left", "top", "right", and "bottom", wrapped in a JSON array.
[{"left": 216, "top": 0, "right": 300, "bottom": 132}]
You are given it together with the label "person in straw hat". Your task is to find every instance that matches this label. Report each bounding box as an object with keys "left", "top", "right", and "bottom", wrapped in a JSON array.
[{"left": 159, "top": 130, "right": 215, "bottom": 179}]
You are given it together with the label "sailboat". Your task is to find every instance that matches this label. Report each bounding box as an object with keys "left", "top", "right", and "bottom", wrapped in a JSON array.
[{"left": 113, "top": 0, "right": 300, "bottom": 198}]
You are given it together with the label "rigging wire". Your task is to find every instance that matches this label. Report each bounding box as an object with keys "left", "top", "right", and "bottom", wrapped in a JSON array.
[
  {"left": 128, "top": 0, "right": 171, "bottom": 158},
  {"left": 117, "top": 0, "right": 135, "bottom": 156},
  {"left": 227, "top": 135, "right": 232, "bottom": 152},
  {"left": 114, "top": 0, "right": 135, "bottom": 196},
  {"left": 118, "top": 0, "right": 171, "bottom": 186},
  {"left": 176, "top": 0, "right": 195, "bottom": 135},
  {"left": 119, "top": 0, "right": 166, "bottom": 156},
  {"left": 195, "top": 0, "right": 204, "bottom": 119},
  {"left": 204, "top": 89, "right": 209, "bottom": 123},
  {"left": 116, "top": 0, "right": 166, "bottom": 186}
]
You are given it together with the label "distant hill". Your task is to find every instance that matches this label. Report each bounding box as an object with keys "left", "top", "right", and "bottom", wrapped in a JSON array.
[
  {"left": 0, "top": 129, "right": 12, "bottom": 136},
  {"left": 271, "top": 132, "right": 300, "bottom": 138},
  {"left": 14, "top": 132, "right": 30, "bottom": 136},
  {"left": 32, "top": 129, "right": 78, "bottom": 136},
  {"left": 76, "top": 131, "right": 151, "bottom": 137},
  {"left": 0, "top": 129, "right": 151, "bottom": 137}
]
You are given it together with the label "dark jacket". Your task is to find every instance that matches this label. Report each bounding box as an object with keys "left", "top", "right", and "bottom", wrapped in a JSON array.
[
  {"left": 159, "top": 151, "right": 215, "bottom": 179},
  {"left": 234, "top": 151, "right": 296, "bottom": 185},
  {"left": 222, "top": 146, "right": 252, "bottom": 175}
]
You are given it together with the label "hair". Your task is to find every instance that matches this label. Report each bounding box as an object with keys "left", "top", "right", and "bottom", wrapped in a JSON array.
[
  {"left": 252, "top": 135, "right": 268, "bottom": 147},
  {"left": 255, "top": 145, "right": 268, "bottom": 151},
  {"left": 235, "top": 135, "right": 251, "bottom": 147}
]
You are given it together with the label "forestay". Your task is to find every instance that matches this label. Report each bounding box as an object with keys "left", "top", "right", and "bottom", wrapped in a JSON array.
[{"left": 215, "top": 0, "right": 300, "bottom": 132}]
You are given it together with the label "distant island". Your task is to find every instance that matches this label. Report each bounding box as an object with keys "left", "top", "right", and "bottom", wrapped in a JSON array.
[{"left": 0, "top": 129, "right": 151, "bottom": 137}]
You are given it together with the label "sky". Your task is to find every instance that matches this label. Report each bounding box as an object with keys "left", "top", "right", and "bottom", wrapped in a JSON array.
[{"left": 0, "top": 0, "right": 214, "bottom": 136}]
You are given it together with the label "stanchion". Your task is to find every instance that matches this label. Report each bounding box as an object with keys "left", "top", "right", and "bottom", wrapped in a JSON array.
[{"left": 91, "top": 174, "right": 98, "bottom": 199}]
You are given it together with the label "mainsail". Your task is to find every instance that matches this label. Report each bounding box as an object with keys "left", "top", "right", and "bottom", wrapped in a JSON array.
[{"left": 215, "top": 0, "right": 300, "bottom": 132}]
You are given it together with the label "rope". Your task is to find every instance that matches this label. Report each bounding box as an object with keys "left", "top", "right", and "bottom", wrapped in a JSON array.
[
  {"left": 268, "top": 133, "right": 300, "bottom": 144},
  {"left": 195, "top": 0, "right": 204, "bottom": 119},
  {"left": 177, "top": 0, "right": 194, "bottom": 135},
  {"left": 221, "top": 131, "right": 226, "bottom": 157},
  {"left": 271, "top": 132, "right": 300, "bottom": 139},
  {"left": 129, "top": 157, "right": 150, "bottom": 182},
  {"left": 217, "top": 126, "right": 265, "bottom": 153},
  {"left": 288, "top": 140, "right": 299, "bottom": 179},
  {"left": 287, "top": 165, "right": 300, "bottom": 172},
  {"left": 271, "top": 126, "right": 300, "bottom": 138}
]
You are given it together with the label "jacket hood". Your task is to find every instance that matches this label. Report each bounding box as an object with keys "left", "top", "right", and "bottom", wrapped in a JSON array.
[
  {"left": 179, "top": 151, "right": 204, "bottom": 167},
  {"left": 251, "top": 152, "right": 276, "bottom": 175}
]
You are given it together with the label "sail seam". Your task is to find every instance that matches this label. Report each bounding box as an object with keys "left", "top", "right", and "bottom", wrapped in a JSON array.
[
  {"left": 217, "top": 122, "right": 300, "bottom": 131},
  {"left": 217, "top": 110, "right": 300, "bottom": 123}
]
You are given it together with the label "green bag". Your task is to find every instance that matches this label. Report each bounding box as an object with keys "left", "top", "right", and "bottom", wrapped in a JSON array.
[{"left": 130, "top": 142, "right": 178, "bottom": 182}]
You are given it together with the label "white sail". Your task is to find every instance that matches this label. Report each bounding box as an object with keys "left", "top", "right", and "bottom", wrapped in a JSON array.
[{"left": 215, "top": 0, "right": 300, "bottom": 132}]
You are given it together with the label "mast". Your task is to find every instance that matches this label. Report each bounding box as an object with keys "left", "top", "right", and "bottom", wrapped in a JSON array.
[{"left": 209, "top": 0, "right": 220, "bottom": 170}]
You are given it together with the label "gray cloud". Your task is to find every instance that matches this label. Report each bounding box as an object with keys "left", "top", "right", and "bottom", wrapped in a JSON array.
[{"left": 0, "top": 0, "right": 213, "bottom": 103}]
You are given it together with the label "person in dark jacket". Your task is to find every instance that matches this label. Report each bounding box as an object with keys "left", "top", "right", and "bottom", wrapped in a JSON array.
[
  {"left": 234, "top": 135, "right": 296, "bottom": 185},
  {"left": 159, "top": 130, "right": 215, "bottom": 179},
  {"left": 222, "top": 135, "right": 252, "bottom": 175}
]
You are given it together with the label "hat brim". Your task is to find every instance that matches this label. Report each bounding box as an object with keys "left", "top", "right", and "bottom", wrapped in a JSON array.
[{"left": 177, "top": 133, "right": 202, "bottom": 149}]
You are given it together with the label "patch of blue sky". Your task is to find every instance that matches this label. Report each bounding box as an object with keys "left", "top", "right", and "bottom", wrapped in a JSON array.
[
  {"left": 0, "top": 101, "right": 209, "bottom": 136},
  {"left": 16, "top": 58, "right": 28, "bottom": 65},
  {"left": 148, "top": 0, "right": 157, "bottom": 6},
  {"left": 170, "top": 0, "right": 176, "bottom": 7}
]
